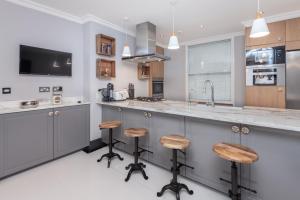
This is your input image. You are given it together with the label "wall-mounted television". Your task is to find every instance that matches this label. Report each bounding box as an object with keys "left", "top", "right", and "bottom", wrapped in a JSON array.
[{"left": 19, "top": 45, "right": 72, "bottom": 76}]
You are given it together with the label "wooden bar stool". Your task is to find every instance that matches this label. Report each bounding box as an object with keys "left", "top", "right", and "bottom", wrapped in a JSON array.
[
  {"left": 97, "top": 121, "right": 124, "bottom": 168},
  {"left": 213, "top": 143, "right": 259, "bottom": 200},
  {"left": 157, "top": 135, "right": 193, "bottom": 200},
  {"left": 124, "top": 128, "right": 152, "bottom": 182}
]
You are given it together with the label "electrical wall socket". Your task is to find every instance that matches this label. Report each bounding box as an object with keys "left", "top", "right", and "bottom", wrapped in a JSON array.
[
  {"left": 2, "top": 87, "right": 11, "bottom": 94},
  {"left": 39, "top": 87, "right": 50, "bottom": 93},
  {"left": 53, "top": 86, "right": 63, "bottom": 92}
]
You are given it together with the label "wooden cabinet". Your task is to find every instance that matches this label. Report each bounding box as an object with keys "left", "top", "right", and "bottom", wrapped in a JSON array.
[
  {"left": 240, "top": 125, "right": 300, "bottom": 200},
  {"left": 245, "top": 21, "right": 286, "bottom": 47},
  {"left": 2, "top": 109, "right": 54, "bottom": 177},
  {"left": 286, "top": 18, "right": 300, "bottom": 42},
  {"left": 185, "top": 118, "right": 240, "bottom": 193},
  {"left": 245, "top": 86, "right": 285, "bottom": 108},
  {"left": 54, "top": 105, "right": 90, "bottom": 158}
]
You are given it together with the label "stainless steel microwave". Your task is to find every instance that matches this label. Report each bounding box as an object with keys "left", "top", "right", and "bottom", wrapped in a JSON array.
[{"left": 246, "top": 46, "right": 285, "bottom": 66}]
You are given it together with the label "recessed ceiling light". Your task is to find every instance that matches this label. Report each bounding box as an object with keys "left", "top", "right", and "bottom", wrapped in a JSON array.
[{"left": 200, "top": 25, "right": 204, "bottom": 29}]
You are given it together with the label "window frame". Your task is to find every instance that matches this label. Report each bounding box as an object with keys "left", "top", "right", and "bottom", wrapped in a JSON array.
[{"left": 185, "top": 35, "right": 236, "bottom": 105}]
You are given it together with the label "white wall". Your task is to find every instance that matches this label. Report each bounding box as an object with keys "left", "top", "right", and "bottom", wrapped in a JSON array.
[
  {"left": 0, "top": 1, "right": 148, "bottom": 141},
  {"left": 0, "top": 1, "right": 84, "bottom": 101}
]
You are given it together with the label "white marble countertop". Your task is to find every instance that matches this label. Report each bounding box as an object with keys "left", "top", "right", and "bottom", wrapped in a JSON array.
[
  {"left": 98, "top": 100, "right": 300, "bottom": 132},
  {"left": 0, "top": 98, "right": 90, "bottom": 115}
]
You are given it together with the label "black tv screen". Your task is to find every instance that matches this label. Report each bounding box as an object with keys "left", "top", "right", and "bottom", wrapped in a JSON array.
[{"left": 19, "top": 45, "right": 72, "bottom": 76}]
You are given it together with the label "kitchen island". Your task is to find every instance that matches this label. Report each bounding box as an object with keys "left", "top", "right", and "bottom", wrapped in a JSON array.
[{"left": 98, "top": 100, "right": 300, "bottom": 200}]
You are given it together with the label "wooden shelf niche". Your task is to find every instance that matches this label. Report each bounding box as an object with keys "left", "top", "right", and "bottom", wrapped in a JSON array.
[
  {"left": 96, "top": 34, "right": 116, "bottom": 56},
  {"left": 137, "top": 63, "right": 151, "bottom": 80},
  {"left": 96, "top": 59, "right": 116, "bottom": 78}
]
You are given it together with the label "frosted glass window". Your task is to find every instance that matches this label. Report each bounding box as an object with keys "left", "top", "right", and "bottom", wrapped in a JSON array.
[{"left": 188, "top": 39, "right": 232, "bottom": 102}]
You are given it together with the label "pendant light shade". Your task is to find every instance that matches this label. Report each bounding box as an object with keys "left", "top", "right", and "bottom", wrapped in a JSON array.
[
  {"left": 168, "top": 0, "right": 180, "bottom": 50},
  {"left": 168, "top": 34, "right": 180, "bottom": 49},
  {"left": 122, "top": 17, "right": 131, "bottom": 57},
  {"left": 122, "top": 44, "right": 131, "bottom": 57},
  {"left": 250, "top": 0, "right": 270, "bottom": 38}
]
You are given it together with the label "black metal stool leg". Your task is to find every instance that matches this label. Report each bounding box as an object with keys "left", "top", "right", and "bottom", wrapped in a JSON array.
[
  {"left": 230, "top": 162, "right": 241, "bottom": 200},
  {"left": 157, "top": 149, "right": 193, "bottom": 199},
  {"left": 97, "top": 128, "right": 124, "bottom": 168},
  {"left": 124, "top": 137, "right": 148, "bottom": 182}
]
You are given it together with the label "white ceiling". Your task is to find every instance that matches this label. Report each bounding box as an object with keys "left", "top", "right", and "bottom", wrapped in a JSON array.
[{"left": 21, "top": 0, "right": 300, "bottom": 44}]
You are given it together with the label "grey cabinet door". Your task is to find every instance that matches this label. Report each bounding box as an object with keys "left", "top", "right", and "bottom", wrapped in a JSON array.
[
  {"left": 54, "top": 105, "right": 90, "bottom": 158},
  {"left": 148, "top": 112, "right": 185, "bottom": 170},
  {"left": 0, "top": 115, "right": 4, "bottom": 178},
  {"left": 240, "top": 126, "right": 300, "bottom": 200},
  {"left": 122, "top": 109, "right": 148, "bottom": 158},
  {"left": 3, "top": 109, "right": 54, "bottom": 176},
  {"left": 101, "top": 105, "right": 125, "bottom": 151},
  {"left": 185, "top": 117, "right": 240, "bottom": 193}
]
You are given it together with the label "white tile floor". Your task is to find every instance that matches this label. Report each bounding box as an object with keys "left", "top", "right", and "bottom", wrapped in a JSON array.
[{"left": 0, "top": 148, "right": 229, "bottom": 200}]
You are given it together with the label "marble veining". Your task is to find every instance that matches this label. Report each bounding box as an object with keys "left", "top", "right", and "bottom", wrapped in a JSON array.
[{"left": 98, "top": 100, "right": 300, "bottom": 132}]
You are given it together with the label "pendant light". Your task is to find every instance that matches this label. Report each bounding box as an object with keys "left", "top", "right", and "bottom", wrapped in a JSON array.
[
  {"left": 250, "top": 0, "right": 270, "bottom": 38},
  {"left": 168, "top": 1, "right": 180, "bottom": 50},
  {"left": 122, "top": 17, "right": 131, "bottom": 57}
]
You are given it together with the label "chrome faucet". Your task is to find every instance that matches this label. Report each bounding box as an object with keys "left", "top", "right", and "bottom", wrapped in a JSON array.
[{"left": 203, "top": 80, "right": 215, "bottom": 107}]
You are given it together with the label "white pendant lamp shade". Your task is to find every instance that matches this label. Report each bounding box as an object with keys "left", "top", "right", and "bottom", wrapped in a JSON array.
[
  {"left": 168, "top": 34, "right": 180, "bottom": 49},
  {"left": 250, "top": 0, "right": 270, "bottom": 38},
  {"left": 168, "top": 0, "right": 180, "bottom": 50},
  {"left": 122, "top": 44, "right": 131, "bottom": 57},
  {"left": 122, "top": 17, "right": 131, "bottom": 57}
]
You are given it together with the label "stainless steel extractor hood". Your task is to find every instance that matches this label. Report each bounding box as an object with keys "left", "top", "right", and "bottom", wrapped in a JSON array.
[{"left": 122, "top": 22, "right": 170, "bottom": 63}]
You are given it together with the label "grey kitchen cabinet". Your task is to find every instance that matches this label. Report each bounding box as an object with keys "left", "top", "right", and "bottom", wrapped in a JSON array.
[
  {"left": 148, "top": 112, "right": 185, "bottom": 171},
  {"left": 122, "top": 109, "right": 149, "bottom": 158},
  {"left": 2, "top": 109, "right": 54, "bottom": 177},
  {"left": 185, "top": 117, "right": 241, "bottom": 194},
  {"left": 54, "top": 105, "right": 90, "bottom": 158},
  {"left": 101, "top": 105, "right": 125, "bottom": 151},
  {"left": 240, "top": 125, "right": 300, "bottom": 200},
  {"left": 0, "top": 115, "right": 4, "bottom": 178}
]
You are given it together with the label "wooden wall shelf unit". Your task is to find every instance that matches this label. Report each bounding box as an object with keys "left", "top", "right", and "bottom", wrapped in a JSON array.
[
  {"left": 96, "top": 59, "right": 116, "bottom": 78},
  {"left": 137, "top": 64, "right": 150, "bottom": 80},
  {"left": 96, "top": 34, "right": 116, "bottom": 56}
]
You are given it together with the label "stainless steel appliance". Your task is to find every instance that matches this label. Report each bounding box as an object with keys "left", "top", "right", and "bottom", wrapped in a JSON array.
[
  {"left": 286, "top": 50, "right": 300, "bottom": 109},
  {"left": 122, "top": 22, "right": 170, "bottom": 63},
  {"left": 113, "top": 89, "right": 129, "bottom": 101},
  {"left": 152, "top": 79, "right": 164, "bottom": 98},
  {"left": 99, "top": 83, "right": 114, "bottom": 102},
  {"left": 246, "top": 46, "right": 286, "bottom": 86}
]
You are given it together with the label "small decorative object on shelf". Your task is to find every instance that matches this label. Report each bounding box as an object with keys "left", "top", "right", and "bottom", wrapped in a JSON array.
[
  {"left": 137, "top": 63, "right": 150, "bottom": 80},
  {"left": 96, "top": 59, "right": 116, "bottom": 78},
  {"left": 96, "top": 34, "right": 116, "bottom": 56}
]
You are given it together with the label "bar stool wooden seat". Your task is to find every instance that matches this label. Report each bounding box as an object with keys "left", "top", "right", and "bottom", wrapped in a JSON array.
[
  {"left": 213, "top": 143, "right": 259, "bottom": 200},
  {"left": 157, "top": 135, "right": 193, "bottom": 200},
  {"left": 124, "top": 128, "right": 151, "bottom": 182},
  {"left": 97, "top": 120, "right": 124, "bottom": 168}
]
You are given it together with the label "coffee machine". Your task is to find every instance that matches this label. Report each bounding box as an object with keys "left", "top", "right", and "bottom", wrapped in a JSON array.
[{"left": 99, "top": 83, "right": 114, "bottom": 102}]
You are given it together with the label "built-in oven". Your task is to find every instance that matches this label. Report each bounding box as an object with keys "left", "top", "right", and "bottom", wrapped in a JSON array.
[
  {"left": 152, "top": 79, "right": 164, "bottom": 98},
  {"left": 246, "top": 46, "right": 286, "bottom": 86}
]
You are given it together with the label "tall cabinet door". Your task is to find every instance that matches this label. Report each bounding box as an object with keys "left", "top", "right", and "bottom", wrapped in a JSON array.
[
  {"left": 54, "top": 105, "right": 90, "bottom": 158},
  {"left": 122, "top": 109, "right": 148, "bottom": 158},
  {"left": 0, "top": 115, "right": 4, "bottom": 178},
  {"left": 101, "top": 105, "right": 125, "bottom": 151},
  {"left": 185, "top": 117, "right": 241, "bottom": 194},
  {"left": 148, "top": 112, "right": 185, "bottom": 170},
  {"left": 3, "top": 109, "right": 54, "bottom": 176},
  {"left": 240, "top": 126, "right": 300, "bottom": 200}
]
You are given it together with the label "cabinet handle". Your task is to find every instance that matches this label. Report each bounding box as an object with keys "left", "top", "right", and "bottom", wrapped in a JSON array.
[
  {"left": 147, "top": 112, "right": 152, "bottom": 118},
  {"left": 144, "top": 112, "right": 148, "bottom": 118},
  {"left": 231, "top": 125, "right": 240, "bottom": 134},
  {"left": 48, "top": 112, "right": 54, "bottom": 117},
  {"left": 54, "top": 111, "right": 60, "bottom": 116},
  {"left": 278, "top": 36, "right": 282, "bottom": 41},
  {"left": 241, "top": 126, "right": 250, "bottom": 135}
]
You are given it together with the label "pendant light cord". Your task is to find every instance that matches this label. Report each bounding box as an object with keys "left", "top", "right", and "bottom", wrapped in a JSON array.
[
  {"left": 172, "top": 4, "right": 175, "bottom": 35},
  {"left": 257, "top": 0, "right": 260, "bottom": 11}
]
